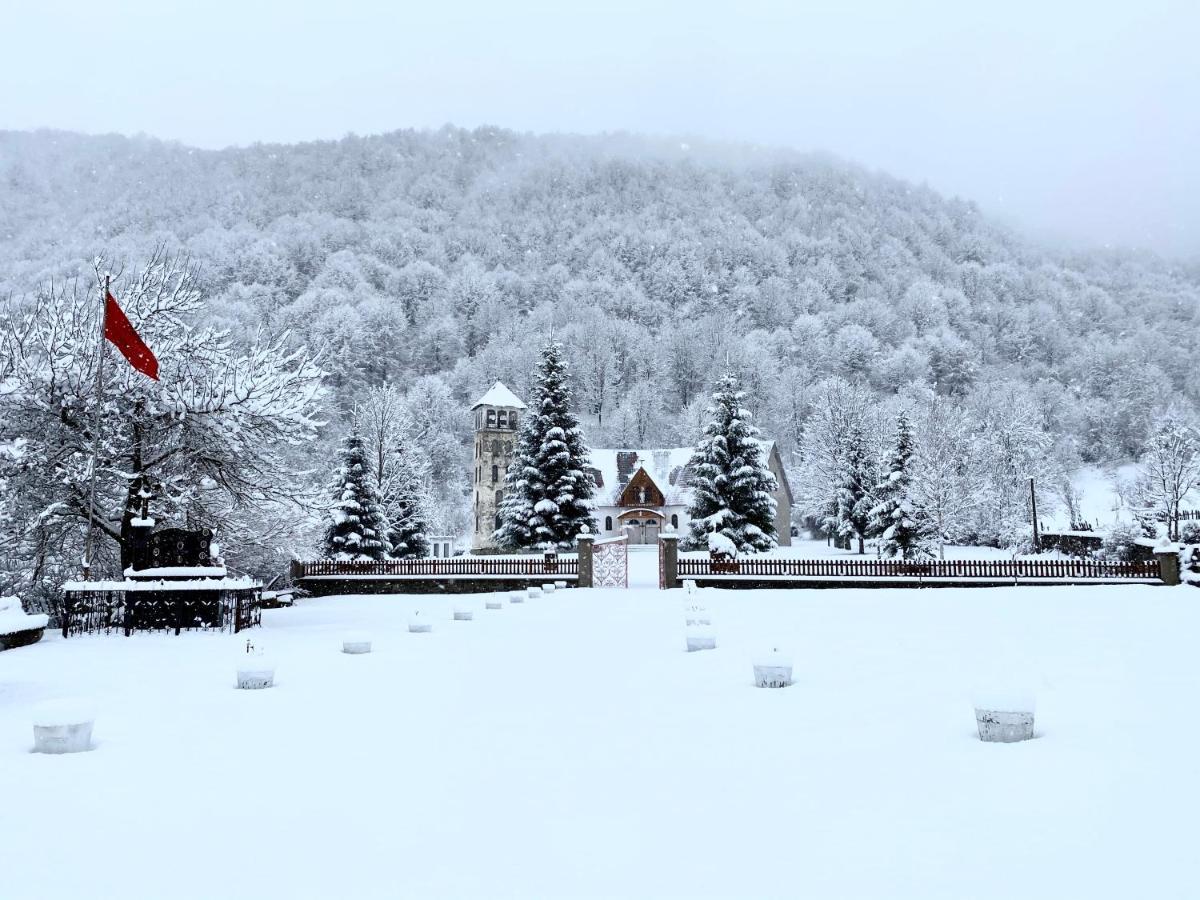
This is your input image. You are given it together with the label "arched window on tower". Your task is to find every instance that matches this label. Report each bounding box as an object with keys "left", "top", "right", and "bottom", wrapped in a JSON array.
[
  {"left": 671, "top": 514, "right": 679, "bottom": 529},
  {"left": 486, "top": 409, "right": 497, "bottom": 428},
  {"left": 510, "top": 413, "right": 518, "bottom": 431},
  {"left": 495, "top": 490, "right": 503, "bottom": 508},
  {"left": 497, "top": 410, "right": 508, "bottom": 429},
  {"left": 491, "top": 464, "right": 499, "bottom": 483},
  {"left": 605, "top": 516, "right": 613, "bottom": 532}
]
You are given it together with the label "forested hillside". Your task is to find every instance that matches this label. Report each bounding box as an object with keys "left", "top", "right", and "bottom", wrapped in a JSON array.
[{"left": 2, "top": 125, "right": 1198, "bottom": 562}]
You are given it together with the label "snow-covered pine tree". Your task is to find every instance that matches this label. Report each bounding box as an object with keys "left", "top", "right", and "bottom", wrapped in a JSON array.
[
  {"left": 835, "top": 422, "right": 875, "bottom": 555},
  {"left": 681, "top": 371, "right": 778, "bottom": 553},
  {"left": 381, "top": 430, "right": 432, "bottom": 559},
  {"left": 868, "top": 412, "right": 932, "bottom": 559},
  {"left": 494, "top": 343, "right": 596, "bottom": 550},
  {"left": 322, "top": 428, "right": 389, "bottom": 560}
]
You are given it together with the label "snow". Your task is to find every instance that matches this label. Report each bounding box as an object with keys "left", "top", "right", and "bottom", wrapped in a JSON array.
[
  {"left": 123, "top": 565, "right": 228, "bottom": 578},
  {"left": 0, "top": 595, "right": 49, "bottom": 636},
  {"left": 62, "top": 576, "right": 259, "bottom": 592},
  {"left": 1, "top": 581, "right": 1198, "bottom": 898},
  {"left": 470, "top": 381, "right": 527, "bottom": 410},
  {"left": 707, "top": 531, "right": 739, "bottom": 557}
]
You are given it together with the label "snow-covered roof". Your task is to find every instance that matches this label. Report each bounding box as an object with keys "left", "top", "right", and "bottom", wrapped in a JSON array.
[
  {"left": 472, "top": 382, "right": 527, "bottom": 410},
  {"left": 588, "top": 441, "right": 788, "bottom": 508}
]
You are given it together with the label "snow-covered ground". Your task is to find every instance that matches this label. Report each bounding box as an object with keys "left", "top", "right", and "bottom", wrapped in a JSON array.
[{"left": 3, "top": 579, "right": 1198, "bottom": 899}]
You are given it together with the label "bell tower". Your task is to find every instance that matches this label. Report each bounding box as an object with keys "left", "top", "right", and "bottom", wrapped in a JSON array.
[{"left": 470, "top": 381, "right": 527, "bottom": 551}]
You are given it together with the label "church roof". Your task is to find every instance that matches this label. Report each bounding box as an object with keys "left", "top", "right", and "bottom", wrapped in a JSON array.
[
  {"left": 587, "top": 441, "right": 789, "bottom": 507},
  {"left": 471, "top": 381, "right": 527, "bottom": 410}
]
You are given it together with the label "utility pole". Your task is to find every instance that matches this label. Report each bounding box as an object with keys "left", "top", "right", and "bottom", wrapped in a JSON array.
[{"left": 1029, "top": 477, "right": 1040, "bottom": 553}]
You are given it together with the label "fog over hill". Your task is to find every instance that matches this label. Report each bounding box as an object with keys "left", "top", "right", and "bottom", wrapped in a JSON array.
[{"left": 2, "top": 125, "right": 1198, "bottom": 557}]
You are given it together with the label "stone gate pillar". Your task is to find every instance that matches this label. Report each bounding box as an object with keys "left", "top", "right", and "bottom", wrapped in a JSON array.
[
  {"left": 576, "top": 533, "right": 594, "bottom": 588},
  {"left": 1156, "top": 549, "right": 1181, "bottom": 586},
  {"left": 659, "top": 532, "right": 679, "bottom": 590}
]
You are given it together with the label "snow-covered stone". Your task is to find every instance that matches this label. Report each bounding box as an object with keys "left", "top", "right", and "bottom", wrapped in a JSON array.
[
  {"left": 408, "top": 611, "right": 432, "bottom": 633},
  {"left": 236, "top": 661, "right": 275, "bottom": 689},
  {"left": 32, "top": 700, "right": 95, "bottom": 754},
  {"left": 686, "top": 625, "right": 716, "bottom": 652},
  {"left": 485, "top": 597, "right": 504, "bottom": 610},
  {"left": 342, "top": 633, "right": 372, "bottom": 654},
  {"left": 972, "top": 690, "right": 1036, "bottom": 742},
  {"left": 553, "top": 580, "right": 567, "bottom": 589},
  {"left": 453, "top": 606, "right": 474, "bottom": 621},
  {"left": 753, "top": 648, "right": 793, "bottom": 688},
  {"left": 684, "top": 604, "right": 711, "bottom": 627},
  {"left": 542, "top": 583, "right": 556, "bottom": 594}
]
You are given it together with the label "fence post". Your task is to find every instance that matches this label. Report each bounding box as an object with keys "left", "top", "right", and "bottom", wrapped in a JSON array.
[
  {"left": 1156, "top": 550, "right": 1181, "bottom": 586},
  {"left": 659, "top": 532, "right": 679, "bottom": 590},
  {"left": 576, "top": 533, "right": 594, "bottom": 588}
]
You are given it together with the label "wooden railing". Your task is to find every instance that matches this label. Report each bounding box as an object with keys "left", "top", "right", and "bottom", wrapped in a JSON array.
[
  {"left": 293, "top": 556, "right": 579, "bottom": 579},
  {"left": 677, "top": 556, "right": 1161, "bottom": 581}
]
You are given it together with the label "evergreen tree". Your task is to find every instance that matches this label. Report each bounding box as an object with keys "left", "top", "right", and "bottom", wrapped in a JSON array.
[
  {"left": 494, "top": 343, "right": 596, "bottom": 550},
  {"left": 682, "top": 371, "right": 778, "bottom": 553},
  {"left": 380, "top": 430, "right": 431, "bottom": 559},
  {"left": 835, "top": 422, "right": 875, "bottom": 555},
  {"left": 322, "top": 429, "right": 389, "bottom": 560},
  {"left": 868, "top": 412, "right": 933, "bottom": 559}
]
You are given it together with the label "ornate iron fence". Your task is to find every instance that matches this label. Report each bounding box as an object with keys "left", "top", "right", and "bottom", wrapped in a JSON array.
[{"left": 56, "top": 586, "right": 262, "bottom": 637}]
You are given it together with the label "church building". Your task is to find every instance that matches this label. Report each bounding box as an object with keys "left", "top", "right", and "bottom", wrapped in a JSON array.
[
  {"left": 586, "top": 445, "right": 793, "bottom": 545},
  {"left": 469, "top": 381, "right": 793, "bottom": 551}
]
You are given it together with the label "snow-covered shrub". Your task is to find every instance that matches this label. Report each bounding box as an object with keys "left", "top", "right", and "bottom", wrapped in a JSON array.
[
  {"left": 1102, "top": 521, "right": 1144, "bottom": 562},
  {"left": 1180, "top": 521, "right": 1200, "bottom": 546}
]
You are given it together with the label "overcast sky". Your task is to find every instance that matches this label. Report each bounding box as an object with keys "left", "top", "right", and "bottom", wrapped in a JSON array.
[{"left": 3, "top": 0, "right": 1197, "bottom": 257}]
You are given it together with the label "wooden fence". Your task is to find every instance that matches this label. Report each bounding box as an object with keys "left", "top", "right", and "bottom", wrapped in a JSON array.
[
  {"left": 292, "top": 556, "right": 578, "bottom": 579},
  {"left": 677, "top": 556, "right": 1161, "bottom": 582}
]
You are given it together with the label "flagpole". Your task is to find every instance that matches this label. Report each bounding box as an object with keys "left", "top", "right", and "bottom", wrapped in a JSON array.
[{"left": 83, "top": 274, "right": 109, "bottom": 580}]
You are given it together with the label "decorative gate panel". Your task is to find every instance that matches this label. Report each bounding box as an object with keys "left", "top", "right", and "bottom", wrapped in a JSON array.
[{"left": 593, "top": 537, "right": 629, "bottom": 588}]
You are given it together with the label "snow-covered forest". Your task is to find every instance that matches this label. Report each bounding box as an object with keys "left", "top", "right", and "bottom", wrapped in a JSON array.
[{"left": 2, "top": 126, "right": 1199, "bottom": 591}]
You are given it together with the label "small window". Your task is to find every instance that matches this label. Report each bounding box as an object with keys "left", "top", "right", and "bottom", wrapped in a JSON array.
[
  {"left": 671, "top": 514, "right": 679, "bottom": 529},
  {"left": 605, "top": 516, "right": 613, "bottom": 531},
  {"left": 497, "top": 410, "right": 508, "bottom": 428},
  {"left": 510, "top": 413, "right": 518, "bottom": 431},
  {"left": 495, "top": 490, "right": 503, "bottom": 507},
  {"left": 491, "top": 464, "right": 499, "bottom": 483},
  {"left": 431, "top": 543, "right": 439, "bottom": 558},
  {"left": 486, "top": 409, "right": 496, "bottom": 428},
  {"left": 494, "top": 513, "right": 501, "bottom": 532}
]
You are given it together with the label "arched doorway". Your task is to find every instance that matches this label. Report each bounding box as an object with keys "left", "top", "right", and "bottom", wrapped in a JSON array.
[{"left": 618, "top": 509, "right": 665, "bottom": 545}]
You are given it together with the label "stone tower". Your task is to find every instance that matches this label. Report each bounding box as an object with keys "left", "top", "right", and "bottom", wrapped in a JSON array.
[{"left": 470, "top": 381, "right": 527, "bottom": 551}]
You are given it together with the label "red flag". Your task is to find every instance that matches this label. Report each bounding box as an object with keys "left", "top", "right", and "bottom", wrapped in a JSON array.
[{"left": 104, "top": 292, "right": 159, "bottom": 380}]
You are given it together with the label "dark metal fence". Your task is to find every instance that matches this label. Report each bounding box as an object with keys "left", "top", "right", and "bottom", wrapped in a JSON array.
[
  {"left": 292, "top": 556, "right": 578, "bottom": 579},
  {"left": 677, "top": 556, "right": 1161, "bottom": 582},
  {"left": 56, "top": 587, "right": 262, "bottom": 637}
]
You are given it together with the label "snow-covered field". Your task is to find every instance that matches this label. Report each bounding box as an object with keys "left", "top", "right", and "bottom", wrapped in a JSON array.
[{"left": 3, "top": 574, "right": 1198, "bottom": 899}]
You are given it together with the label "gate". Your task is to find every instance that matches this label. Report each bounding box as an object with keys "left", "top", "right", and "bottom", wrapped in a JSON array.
[{"left": 593, "top": 536, "right": 629, "bottom": 588}]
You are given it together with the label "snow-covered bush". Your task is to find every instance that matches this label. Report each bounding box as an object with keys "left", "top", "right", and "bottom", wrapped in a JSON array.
[
  {"left": 1102, "top": 521, "right": 1145, "bottom": 562},
  {"left": 1180, "top": 521, "right": 1200, "bottom": 546}
]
